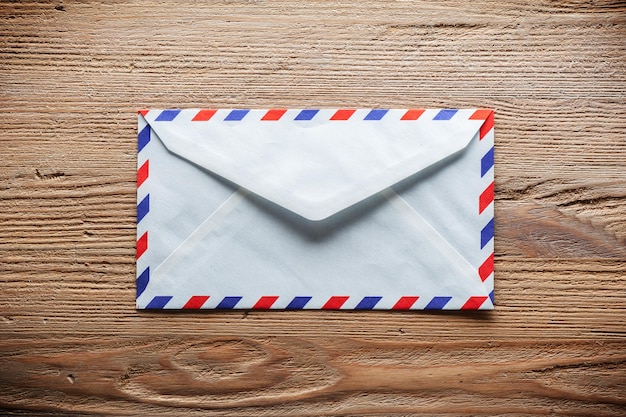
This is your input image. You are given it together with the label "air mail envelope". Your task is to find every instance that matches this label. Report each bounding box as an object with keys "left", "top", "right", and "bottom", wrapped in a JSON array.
[{"left": 135, "top": 109, "right": 495, "bottom": 310}]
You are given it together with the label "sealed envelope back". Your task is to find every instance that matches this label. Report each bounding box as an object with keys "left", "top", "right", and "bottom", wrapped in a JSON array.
[{"left": 136, "top": 109, "right": 494, "bottom": 310}]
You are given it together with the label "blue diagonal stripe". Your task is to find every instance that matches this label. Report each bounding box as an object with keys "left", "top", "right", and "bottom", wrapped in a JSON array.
[
  {"left": 136, "top": 267, "right": 149, "bottom": 298},
  {"left": 145, "top": 295, "right": 172, "bottom": 309},
  {"left": 286, "top": 296, "right": 312, "bottom": 310},
  {"left": 489, "top": 290, "right": 495, "bottom": 304},
  {"left": 224, "top": 109, "right": 249, "bottom": 121},
  {"left": 433, "top": 109, "right": 458, "bottom": 120},
  {"left": 355, "top": 296, "right": 383, "bottom": 310},
  {"left": 216, "top": 296, "right": 242, "bottom": 309},
  {"left": 424, "top": 296, "right": 452, "bottom": 310},
  {"left": 137, "top": 194, "right": 149, "bottom": 223},
  {"left": 481, "top": 147, "right": 494, "bottom": 177},
  {"left": 294, "top": 109, "right": 319, "bottom": 120},
  {"left": 137, "top": 125, "right": 150, "bottom": 152},
  {"left": 481, "top": 218, "right": 495, "bottom": 249},
  {"left": 155, "top": 109, "right": 181, "bottom": 121},
  {"left": 364, "top": 109, "right": 388, "bottom": 120}
]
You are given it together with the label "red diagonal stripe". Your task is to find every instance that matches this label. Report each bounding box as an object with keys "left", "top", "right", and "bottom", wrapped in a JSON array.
[
  {"left": 392, "top": 296, "right": 419, "bottom": 310},
  {"left": 192, "top": 109, "right": 217, "bottom": 121},
  {"left": 469, "top": 109, "right": 492, "bottom": 120},
  {"left": 469, "top": 109, "right": 494, "bottom": 140},
  {"left": 461, "top": 296, "right": 488, "bottom": 310},
  {"left": 136, "top": 231, "right": 148, "bottom": 259},
  {"left": 183, "top": 295, "right": 210, "bottom": 309},
  {"left": 261, "top": 109, "right": 287, "bottom": 121},
  {"left": 138, "top": 109, "right": 149, "bottom": 117},
  {"left": 322, "top": 296, "right": 349, "bottom": 309},
  {"left": 330, "top": 109, "right": 356, "bottom": 121},
  {"left": 137, "top": 160, "right": 149, "bottom": 187},
  {"left": 479, "top": 253, "right": 495, "bottom": 282},
  {"left": 400, "top": 109, "right": 425, "bottom": 120},
  {"left": 252, "top": 296, "right": 279, "bottom": 309},
  {"left": 479, "top": 181, "right": 495, "bottom": 214},
  {"left": 479, "top": 111, "right": 494, "bottom": 140}
]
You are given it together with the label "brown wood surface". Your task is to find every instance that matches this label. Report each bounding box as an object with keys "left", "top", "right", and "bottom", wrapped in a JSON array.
[{"left": 1, "top": 0, "right": 625, "bottom": 415}]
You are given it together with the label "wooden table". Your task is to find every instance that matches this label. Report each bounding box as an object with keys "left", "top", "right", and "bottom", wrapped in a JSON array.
[{"left": 1, "top": 1, "right": 625, "bottom": 415}]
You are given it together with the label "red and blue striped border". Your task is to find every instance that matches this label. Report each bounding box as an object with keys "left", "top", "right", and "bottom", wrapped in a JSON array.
[
  {"left": 142, "top": 294, "right": 492, "bottom": 310},
  {"left": 470, "top": 109, "right": 495, "bottom": 304},
  {"left": 137, "top": 109, "right": 494, "bottom": 310},
  {"left": 140, "top": 294, "right": 492, "bottom": 310},
  {"left": 136, "top": 113, "right": 151, "bottom": 299},
  {"left": 149, "top": 108, "right": 466, "bottom": 123}
]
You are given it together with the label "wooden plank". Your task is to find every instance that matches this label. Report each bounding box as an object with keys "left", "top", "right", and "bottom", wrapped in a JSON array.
[
  {"left": 1, "top": 338, "right": 625, "bottom": 415},
  {"left": 0, "top": 259, "right": 625, "bottom": 340}
]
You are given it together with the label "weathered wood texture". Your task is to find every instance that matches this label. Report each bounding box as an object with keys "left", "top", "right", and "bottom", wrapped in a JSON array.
[{"left": 1, "top": 0, "right": 625, "bottom": 415}]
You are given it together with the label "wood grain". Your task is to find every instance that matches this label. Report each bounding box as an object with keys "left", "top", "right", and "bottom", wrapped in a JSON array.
[
  {"left": 1, "top": 0, "right": 625, "bottom": 415},
  {"left": 1, "top": 338, "right": 626, "bottom": 415}
]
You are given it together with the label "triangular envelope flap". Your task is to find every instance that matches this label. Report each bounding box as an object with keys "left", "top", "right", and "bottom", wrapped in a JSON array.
[{"left": 145, "top": 109, "right": 484, "bottom": 221}]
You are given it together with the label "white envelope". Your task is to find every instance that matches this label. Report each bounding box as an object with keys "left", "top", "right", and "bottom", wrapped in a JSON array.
[{"left": 136, "top": 108, "right": 494, "bottom": 310}]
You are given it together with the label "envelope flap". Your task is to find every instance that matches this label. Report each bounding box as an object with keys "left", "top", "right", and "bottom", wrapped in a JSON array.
[{"left": 143, "top": 109, "right": 486, "bottom": 221}]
